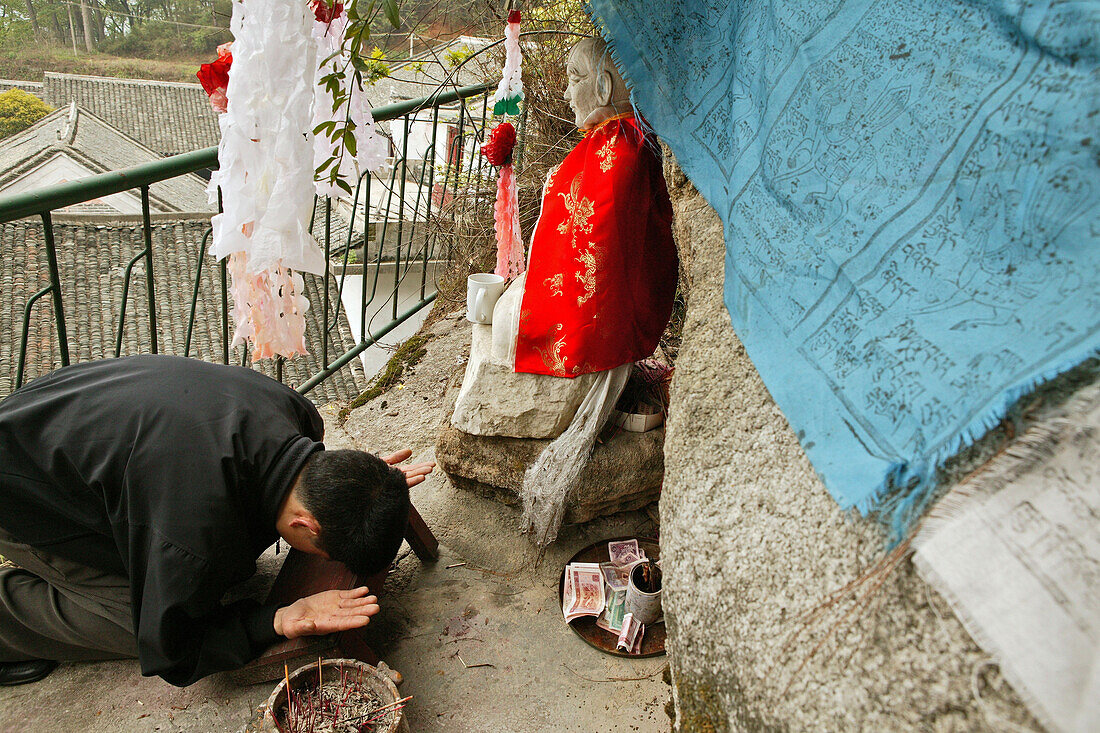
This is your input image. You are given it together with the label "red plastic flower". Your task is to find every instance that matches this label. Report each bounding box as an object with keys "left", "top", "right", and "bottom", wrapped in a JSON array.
[
  {"left": 197, "top": 45, "right": 232, "bottom": 113},
  {"left": 508, "top": 10, "right": 520, "bottom": 23},
  {"left": 481, "top": 122, "right": 517, "bottom": 167},
  {"left": 311, "top": 0, "right": 344, "bottom": 23}
]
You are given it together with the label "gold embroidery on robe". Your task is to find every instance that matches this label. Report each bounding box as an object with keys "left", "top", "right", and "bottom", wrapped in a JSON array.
[
  {"left": 596, "top": 134, "right": 618, "bottom": 173},
  {"left": 575, "top": 242, "right": 598, "bottom": 306},
  {"left": 543, "top": 273, "right": 564, "bottom": 297},
  {"left": 557, "top": 175, "right": 595, "bottom": 240},
  {"left": 534, "top": 323, "right": 569, "bottom": 375},
  {"left": 572, "top": 361, "right": 595, "bottom": 376}
]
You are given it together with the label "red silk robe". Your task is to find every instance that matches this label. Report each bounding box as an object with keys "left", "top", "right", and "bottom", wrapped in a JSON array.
[{"left": 515, "top": 114, "right": 679, "bottom": 378}]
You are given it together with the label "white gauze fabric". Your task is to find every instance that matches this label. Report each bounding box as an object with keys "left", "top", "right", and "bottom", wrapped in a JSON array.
[
  {"left": 206, "top": 0, "right": 323, "bottom": 359},
  {"left": 209, "top": 0, "right": 322, "bottom": 274},
  {"left": 521, "top": 364, "right": 631, "bottom": 550}
]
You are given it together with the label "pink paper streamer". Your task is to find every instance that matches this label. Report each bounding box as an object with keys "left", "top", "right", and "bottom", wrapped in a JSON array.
[
  {"left": 227, "top": 251, "right": 310, "bottom": 361},
  {"left": 494, "top": 163, "right": 526, "bottom": 279}
]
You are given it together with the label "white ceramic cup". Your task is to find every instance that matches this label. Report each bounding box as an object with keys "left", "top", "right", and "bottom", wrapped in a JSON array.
[
  {"left": 466, "top": 273, "right": 507, "bottom": 324},
  {"left": 624, "top": 560, "right": 663, "bottom": 625}
]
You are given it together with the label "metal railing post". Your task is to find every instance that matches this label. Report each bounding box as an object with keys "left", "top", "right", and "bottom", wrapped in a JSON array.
[
  {"left": 184, "top": 230, "right": 212, "bottom": 357},
  {"left": 394, "top": 114, "right": 411, "bottom": 319},
  {"left": 322, "top": 198, "right": 331, "bottom": 368},
  {"left": 141, "top": 187, "right": 158, "bottom": 354},
  {"left": 41, "top": 212, "right": 69, "bottom": 369}
]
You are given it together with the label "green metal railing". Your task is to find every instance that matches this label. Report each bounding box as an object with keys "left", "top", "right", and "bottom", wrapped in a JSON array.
[{"left": 1, "top": 81, "right": 504, "bottom": 399}]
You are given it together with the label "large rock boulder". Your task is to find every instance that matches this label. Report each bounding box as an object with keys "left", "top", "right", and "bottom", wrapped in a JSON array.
[
  {"left": 660, "top": 152, "right": 1043, "bottom": 731},
  {"left": 449, "top": 323, "right": 597, "bottom": 439}
]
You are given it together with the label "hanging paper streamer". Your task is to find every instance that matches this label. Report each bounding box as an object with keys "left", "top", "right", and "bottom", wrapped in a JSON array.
[
  {"left": 493, "top": 163, "right": 525, "bottom": 279},
  {"left": 491, "top": 10, "right": 523, "bottom": 116},
  {"left": 482, "top": 11, "right": 525, "bottom": 279},
  {"left": 225, "top": 252, "right": 310, "bottom": 359},
  {"left": 481, "top": 122, "right": 524, "bottom": 279},
  {"left": 311, "top": 0, "right": 388, "bottom": 199},
  {"left": 207, "top": 0, "right": 323, "bottom": 360}
]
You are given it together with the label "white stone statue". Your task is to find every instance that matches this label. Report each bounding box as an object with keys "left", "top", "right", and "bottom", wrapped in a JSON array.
[
  {"left": 450, "top": 38, "right": 681, "bottom": 550},
  {"left": 451, "top": 37, "right": 634, "bottom": 440}
]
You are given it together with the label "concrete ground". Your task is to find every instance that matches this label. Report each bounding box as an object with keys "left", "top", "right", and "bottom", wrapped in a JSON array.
[{"left": 0, "top": 309, "right": 671, "bottom": 732}]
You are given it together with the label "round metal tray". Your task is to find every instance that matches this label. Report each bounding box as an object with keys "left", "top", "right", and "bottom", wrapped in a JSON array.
[{"left": 558, "top": 536, "right": 665, "bottom": 658}]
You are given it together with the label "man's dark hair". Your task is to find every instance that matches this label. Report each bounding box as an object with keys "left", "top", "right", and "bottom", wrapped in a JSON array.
[{"left": 296, "top": 449, "right": 410, "bottom": 576}]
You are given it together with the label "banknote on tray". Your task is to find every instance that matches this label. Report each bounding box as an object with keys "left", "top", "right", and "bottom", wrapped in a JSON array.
[
  {"left": 562, "top": 562, "right": 605, "bottom": 622},
  {"left": 607, "top": 539, "right": 646, "bottom": 566},
  {"left": 616, "top": 612, "right": 644, "bottom": 654},
  {"left": 564, "top": 538, "right": 654, "bottom": 652},
  {"left": 596, "top": 588, "right": 627, "bottom": 633}
]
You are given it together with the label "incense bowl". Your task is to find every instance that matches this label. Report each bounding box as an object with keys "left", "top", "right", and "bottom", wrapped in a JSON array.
[{"left": 260, "top": 658, "right": 408, "bottom": 733}]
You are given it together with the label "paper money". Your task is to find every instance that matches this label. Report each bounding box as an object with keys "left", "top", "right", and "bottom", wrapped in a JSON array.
[
  {"left": 600, "top": 562, "right": 630, "bottom": 592},
  {"left": 562, "top": 566, "right": 573, "bottom": 619},
  {"left": 595, "top": 589, "right": 627, "bottom": 633},
  {"left": 563, "top": 563, "right": 605, "bottom": 622},
  {"left": 616, "top": 612, "right": 644, "bottom": 653},
  {"left": 608, "top": 539, "right": 643, "bottom": 566}
]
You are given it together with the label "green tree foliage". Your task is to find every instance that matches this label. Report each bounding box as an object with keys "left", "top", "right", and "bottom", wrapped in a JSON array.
[
  {"left": 0, "top": 0, "right": 235, "bottom": 57},
  {"left": 0, "top": 87, "right": 53, "bottom": 138}
]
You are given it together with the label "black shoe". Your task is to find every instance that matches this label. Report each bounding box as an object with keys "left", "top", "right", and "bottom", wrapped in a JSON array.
[{"left": 0, "top": 659, "right": 57, "bottom": 686}]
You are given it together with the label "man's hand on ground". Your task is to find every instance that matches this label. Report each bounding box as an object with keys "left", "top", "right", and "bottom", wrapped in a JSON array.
[
  {"left": 381, "top": 449, "right": 436, "bottom": 488},
  {"left": 273, "top": 587, "right": 379, "bottom": 639}
]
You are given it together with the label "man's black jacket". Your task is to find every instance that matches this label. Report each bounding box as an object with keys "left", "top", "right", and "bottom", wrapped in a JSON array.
[{"left": 0, "top": 355, "right": 325, "bottom": 685}]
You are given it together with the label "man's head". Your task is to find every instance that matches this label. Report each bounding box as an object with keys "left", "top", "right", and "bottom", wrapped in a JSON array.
[
  {"left": 564, "top": 37, "right": 631, "bottom": 130},
  {"left": 277, "top": 450, "right": 410, "bottom": 576}
]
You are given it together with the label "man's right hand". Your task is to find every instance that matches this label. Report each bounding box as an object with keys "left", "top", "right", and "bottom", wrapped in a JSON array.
[
  {"left": 273, "top": 586, "right": 379, "bottom": 639},
  {"left": 381, "top": 449, "right": 435, "bottom": 488}
]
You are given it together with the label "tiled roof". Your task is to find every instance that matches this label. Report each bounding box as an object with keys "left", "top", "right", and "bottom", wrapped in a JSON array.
[
  {"left": 41, "top": 73, "right": 219, "bottom": 157},
  {"left": 0, "top": 80, "right": 44, "bottom": 94},
  {"left": 0, "top": 105, "right": 212, "bottom": 214},
  {"left": 0, "top": 219, "right": 366, "bottom": 404}
]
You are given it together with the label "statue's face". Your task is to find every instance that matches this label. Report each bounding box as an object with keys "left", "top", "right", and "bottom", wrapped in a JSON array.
[{"left": 563, "top": 44, "right": 601, "bottom": 129}]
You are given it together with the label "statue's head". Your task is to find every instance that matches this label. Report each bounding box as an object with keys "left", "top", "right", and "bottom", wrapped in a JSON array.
[{"left": 564, "top": 37, "right": 631, "bottom": 130}]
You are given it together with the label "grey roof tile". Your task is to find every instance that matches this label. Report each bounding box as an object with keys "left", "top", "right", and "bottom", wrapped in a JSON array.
[
  {"left": 0, "top": 80, "right": 44, "bottom": 94},
  {"left": 1, "top": 219, "right": 366, "bottom": 405},
  {"left": 0, "top": 105, "right": 212, "bottom": 214},
  {"left": 41, "top": 73, "right": 219, "bottom": 157}
]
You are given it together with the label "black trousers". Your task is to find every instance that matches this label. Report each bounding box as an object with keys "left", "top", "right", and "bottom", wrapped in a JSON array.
[{"left": 0, "top": 526, "right": 136, "bottom": 663}]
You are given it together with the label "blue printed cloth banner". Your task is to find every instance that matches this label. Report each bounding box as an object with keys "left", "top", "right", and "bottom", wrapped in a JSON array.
[{"left": 587, "top": 0, "right": 1100, "bottom": 536}]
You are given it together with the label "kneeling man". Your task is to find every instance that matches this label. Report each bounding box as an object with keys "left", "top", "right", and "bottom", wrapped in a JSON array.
[{"left": 0, "top": 355, "right": 432, "bottom": 686}]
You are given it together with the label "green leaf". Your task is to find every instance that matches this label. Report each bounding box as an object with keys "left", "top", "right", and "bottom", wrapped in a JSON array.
[
  {"left": 381, "top": 0, "right": 399, "bottom": 28},
  {"left": 336, "top": 178, "right": 354, "bottom": 196},
  {"left": 343, "top": 129, "right": 358, "bottom": 157},
  {"left": 350, "top": 55, "right": 369, "bottom": 73}
]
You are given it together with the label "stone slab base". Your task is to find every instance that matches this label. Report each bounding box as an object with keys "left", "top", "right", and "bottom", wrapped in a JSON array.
[{"left": 436, "top": 419, "right": 665, "bottom": 525}]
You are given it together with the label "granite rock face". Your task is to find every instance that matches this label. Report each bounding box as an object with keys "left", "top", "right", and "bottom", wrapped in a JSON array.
[
  {"left": 659, "top": 151, "right": 1040, "bottom": 732},
  {"left": 437, "top": 416, "right": 664, "bottom": 525},
  {"left": 450, "top": 323, "right": 597, "bottom": 439}
]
